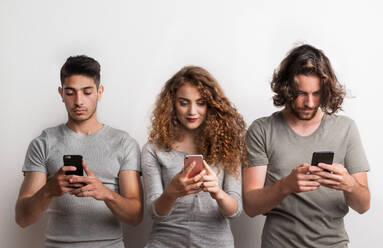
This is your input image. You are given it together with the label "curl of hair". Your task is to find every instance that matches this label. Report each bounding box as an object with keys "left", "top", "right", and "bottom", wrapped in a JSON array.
[
  {"left": 149, "top": 66, "right": 246, "bottom": 176},
  {"left": 271, "top": 44, "right": 346, "bottom": 114}
]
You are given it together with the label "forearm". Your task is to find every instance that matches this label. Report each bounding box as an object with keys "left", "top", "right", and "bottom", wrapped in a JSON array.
[
  {"left": 344, "top": 183, "right": 370, "bottom": 214},
  {"left": 153, "top": 190, "right": 177, "bottom": 216},
  {"left": 215, "top": 191, "right": 238, "bottom": 217},
  {"left": 244, "top": 178, "right": 289, "bottom": 217},
  {"left": 15, "top": 186, "right": 52, "bottom": 228},
  {"left": 105, "top": 190, "right": 143, "bottom": 226}
]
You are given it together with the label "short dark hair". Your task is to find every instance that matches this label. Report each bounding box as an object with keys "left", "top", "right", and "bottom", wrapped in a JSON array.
[
  {"left": 271, "top": 44, "right": 346, "bottom": 114},
  {"left": 60, "top": 55, "right": 101, "bottom": 87}
]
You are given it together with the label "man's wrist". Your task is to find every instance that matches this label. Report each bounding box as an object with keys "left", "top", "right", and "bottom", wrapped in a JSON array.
[{"left": 279, "top": 177, "right": 291, "bottom": 196}]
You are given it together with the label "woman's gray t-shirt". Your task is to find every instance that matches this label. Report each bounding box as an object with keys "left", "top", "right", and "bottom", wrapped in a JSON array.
[
  {"left": 245, "top": 111, "right": 369, "bottom": 248},
  {"left": 141, "top": 143, "right": 242, "bottom": 248},
  {"left": 23, "top": 124, "right": 141, "bottom": 248}
]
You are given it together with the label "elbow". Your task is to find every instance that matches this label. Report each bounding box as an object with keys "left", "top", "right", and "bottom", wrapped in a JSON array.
[
  {"left": 130, "top": 210, "right": 143, "bottom": 227},
  {"left": 243, "top": 206, "right": 257, "bottom": 218},
  {"left": 125, "top": 203, "right": 143, "bottom": 227},
  {"left": 356, "top": 203, "right": 370, "bottom": 215},
  {"left": 243, "top": 201, "right": 258, "bottom": 218},
  {"left": 15, "top": 215, "right": 30, "bottom": 228}
]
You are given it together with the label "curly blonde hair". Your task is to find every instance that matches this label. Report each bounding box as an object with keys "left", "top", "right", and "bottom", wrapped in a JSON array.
[{"left": 149, "top": 66, "right": 246, "bottom": 176}]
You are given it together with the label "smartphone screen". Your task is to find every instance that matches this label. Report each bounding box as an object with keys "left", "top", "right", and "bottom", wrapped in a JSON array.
[
  {"left": 184, "top": 154, "right": 203, "bottom": 178},
  {"left": 63, "top": 155, "right": 83, "bottom": 176}
]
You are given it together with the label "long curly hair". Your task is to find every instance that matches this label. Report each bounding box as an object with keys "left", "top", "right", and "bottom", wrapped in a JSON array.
[
  {"left": 149, "top": 66, "right": 246, "bottom": 176},
  {"left": 271, "top": 44, "right": 346, "bottom": 114}
]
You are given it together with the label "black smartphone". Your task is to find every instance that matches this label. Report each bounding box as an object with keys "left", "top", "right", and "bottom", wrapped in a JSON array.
[
  {"left": 63, "top": 155, "right": 83, "bottom": 176},
  {"left": 311, "top": 152, "right": 334, "bottom": 172}
]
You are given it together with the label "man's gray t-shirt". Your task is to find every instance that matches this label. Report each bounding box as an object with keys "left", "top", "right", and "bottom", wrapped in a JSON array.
[
  {"left": 245, "top": 111, "right": 369, "bottom": 248},
  {"left": 23, "top": 124, "right": 141, "bottom": 248}
]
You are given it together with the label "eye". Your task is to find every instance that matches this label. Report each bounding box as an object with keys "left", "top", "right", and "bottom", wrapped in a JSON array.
[
  {"left": 197, "top": 101, "right": 206, "bottom": 106},
  {"left": 296, "top": 91, "right": 306, "bottom": 96},
  {"left": 64, "top": 90, "right": 74, "bottom": 96},
  {"left": 84, "top": 91, "right": 92, "bottom": 95},
  {"left": 178, "top": 100, "right": 189, "bottom": 106}
]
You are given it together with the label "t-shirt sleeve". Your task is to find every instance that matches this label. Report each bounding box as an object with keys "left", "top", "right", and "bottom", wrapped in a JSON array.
[
  {"left": 245, "top": 119, "right": 269, "bottom": 167},
  {"left": 222, "top": 169, "right": 242, "bottom": 219},
  {"left": 141, "top": 143, "right": 170, "bottom": 220},
  {"left": 120, "top": 136, "right": 141, "bottom": 172},
  {"left": 22, "top": 131, "right": 49, "bottom": 174},
  {"left": 345, "top": 120, "right": 369, "bottom": 174}
]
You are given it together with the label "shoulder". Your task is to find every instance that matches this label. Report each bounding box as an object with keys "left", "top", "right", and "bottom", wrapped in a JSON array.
[
  {"left": 325, "top": 114, "right": 356, "bottom": 129},
  {"left": 248, "top": 112, "right": 280, "bottom": 133},
  {"left": 142, "top": 142, "right": 164, "bottom": 154},
  {"left": 30, "top": 124, "right": 63, "bottom": 145},
  {"left": 105, "top": 126, "right": 139, "bottom": 145}
]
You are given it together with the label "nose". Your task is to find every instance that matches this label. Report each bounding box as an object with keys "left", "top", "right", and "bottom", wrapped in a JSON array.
[
  {"left": 74, "top": 92, "right": 83, "bottom": 107},
  {"left": 189, "top": 103, "right": 197, "bottom": 115},
  {"left": 305, "top": 94, "right": 315, "bottom": 108}
]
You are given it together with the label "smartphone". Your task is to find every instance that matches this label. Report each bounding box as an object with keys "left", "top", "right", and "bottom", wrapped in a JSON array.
[
  {"left": 184, "top": 154, "right": 203, "bottom": 178},
  {"left": 311, "top": 151, "right": 334, "bottom": 172},
  {"left": 63, "top": 155, "right": 83, "bottom": 176}
]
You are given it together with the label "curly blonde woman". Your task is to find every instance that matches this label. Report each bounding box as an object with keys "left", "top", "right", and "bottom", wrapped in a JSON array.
[{"left": 142, "top": 66, "right": 246, "bottom": 247}]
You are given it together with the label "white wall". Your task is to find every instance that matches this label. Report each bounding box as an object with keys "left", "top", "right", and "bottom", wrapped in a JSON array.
[{"left": 1, "top": 0, "right": 382, "bottom": 247}]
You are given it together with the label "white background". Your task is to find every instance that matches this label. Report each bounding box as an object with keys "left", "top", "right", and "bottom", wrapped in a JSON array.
[{"left": 1, "top": 0, "right": 382, "bottom": 247}]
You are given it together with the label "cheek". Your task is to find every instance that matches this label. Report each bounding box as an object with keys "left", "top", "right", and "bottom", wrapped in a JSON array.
[
  {"left": 175, "top": 104, "right": 187, "bottom": 118},
  {"left": 198, "top": 106, "right": 207, "bottom": 117}
]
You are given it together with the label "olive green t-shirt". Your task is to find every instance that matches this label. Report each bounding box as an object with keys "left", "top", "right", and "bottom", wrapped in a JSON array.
[{"left": 245, "top": 111, "right": 369, "bottom": 248}]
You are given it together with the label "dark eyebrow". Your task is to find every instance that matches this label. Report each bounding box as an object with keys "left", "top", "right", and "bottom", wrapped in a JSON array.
[
  {"left": 177, "top": 97, "right": 205, "bottom": 102},
  {"left": 177, "top": 97, "right": 190, "bottom": 101},
  {"left": 64, "top": 86, "right": 94, "bottom": 91}
]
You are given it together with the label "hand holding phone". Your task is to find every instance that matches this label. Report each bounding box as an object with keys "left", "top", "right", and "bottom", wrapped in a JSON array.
[
  {"left": 184, "top": 154, "right": 203, "bottom": 178},
  {"left": 63, "top": 155, "right": 84, "bottom": 176}
]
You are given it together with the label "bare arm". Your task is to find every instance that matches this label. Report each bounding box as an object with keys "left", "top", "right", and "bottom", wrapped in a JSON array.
[
  {"left": 316, "top": 163, "right": 370, "bottom": 214},
  {"left": 243, "top": 164, "right": 321, "bottom": 217},
  {"left": 69, "top": 163, "right": 144, "bottom": 226},
  {"left": 15, "top": 166, "right": 78, "bottom": 227}
]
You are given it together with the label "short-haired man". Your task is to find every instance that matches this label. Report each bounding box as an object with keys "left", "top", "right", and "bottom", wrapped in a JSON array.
[
  {"left": 243, "top": 44, "right": 370, "bottom": 248},
  {"left": 15, "top": 55, "right": 143, "bottom": 247}
]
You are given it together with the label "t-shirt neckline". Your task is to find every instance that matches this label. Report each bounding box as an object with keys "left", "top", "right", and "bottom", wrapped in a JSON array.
[
  {"left": 62, "top": 123, "right": 108, "bottom": 138},
  {"left": 278, "top": 111, "right": 327, "bottom": 139}
]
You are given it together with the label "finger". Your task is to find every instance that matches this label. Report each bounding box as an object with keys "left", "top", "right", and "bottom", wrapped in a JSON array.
[
  {"left": 185, "top": 181, "right": 203, "bottom": 191},
  {"left": 202, "top": 160, "right": 215, "bottom": 175},
  {"left": 202, "top": 175, "right": 216, "bottom": 182},
  {"left": 317, "top": 178, "right": 340, "bottom": 185},
  {"left": 60, "top": 166, "right": 77, "bottom": 174},
  {"left": 298, "top": 174, "right": 321, "bottom": 180},
  {"left": 203, "top": 181, "right": 218, "bottom": 187},
  {"left": 297, "top": 166, "right": 311, "bottom": 174},
  {"left": 315, "top": 172, "right": 342, "bottom": 181},
  {"left": 69, "top": 176, "right": 92, "bottom": 184},
  {"left": 70, "top": 184, "right": 93, "bottom": 195},
  {"left": 75, "top": 190, "right": 94, "bottom": 197},
  {"left": 300, "top": 186, "right": 320, "bottom": 192},
  {"left": 82, "top": 162, "right": 94, "bottom": 177},
  {"left": 192, "top": 169, "right": 206, "bottom": 182},
  {"left": 183, "top": 161, "right": 196, "bottom": 177},
  {"left": 308, "top": 166, "right": 323, "bottom": 173},
  {"left": 298, "top": 180, "right": 320, "bottom": 187}
]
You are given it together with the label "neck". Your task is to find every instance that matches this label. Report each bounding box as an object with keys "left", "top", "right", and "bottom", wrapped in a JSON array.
[
  {"left": 66, "top": 115, "right": 103, "bottom": 135},
  {"left": 282, "top": 107, "right": 324, "bottom": 137},
  {"left": 172, "top": 128, "right": 199, "bottom": 154}
]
